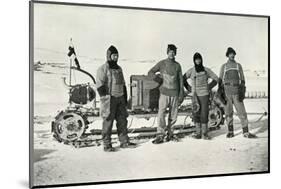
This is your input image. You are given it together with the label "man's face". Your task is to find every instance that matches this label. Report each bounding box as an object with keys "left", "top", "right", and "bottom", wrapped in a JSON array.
[
  {"left": 194, "top": 58, "right": 202, "bottom": 65},
  {"left": 110, "top": 53, "right": 119, "bottom": 62},
  {"left": 167, "top": 50, "right": 176, "bottom": 59},
  {"left": 228, "top": 53, "right": 235, "bottom": 61}
]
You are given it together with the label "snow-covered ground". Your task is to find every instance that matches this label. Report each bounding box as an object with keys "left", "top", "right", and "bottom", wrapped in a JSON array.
[
  {"left": 33, "top": 112, "right": 268, "bottom": 186},
  {"left": 32, "top": 61, "right": 269, "bottom": 187}
]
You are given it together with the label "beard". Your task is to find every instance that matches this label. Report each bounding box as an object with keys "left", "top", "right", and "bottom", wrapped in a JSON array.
[{"left": 108, "top": 60, "right": 118, "bottom": 69}]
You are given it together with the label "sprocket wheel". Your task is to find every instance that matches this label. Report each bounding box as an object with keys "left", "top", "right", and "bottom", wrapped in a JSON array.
[
  {"left": 208, "top": 106, "right": 223, "bottom": 129},
  {"left": 52, "top": 111, "right": 86, "bottom": 143}
]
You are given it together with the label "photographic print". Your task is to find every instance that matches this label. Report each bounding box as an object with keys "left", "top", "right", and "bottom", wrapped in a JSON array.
[{"left": 29, "top": 1, "right": 269, "bottom": 188}]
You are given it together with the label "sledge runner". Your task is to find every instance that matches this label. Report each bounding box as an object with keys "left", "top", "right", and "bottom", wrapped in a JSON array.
[
  {"left": 219, "top": 47, "right": 257, "bottom": 138},
  {"left": 148, "top": 44, "right": 184, "bottom": 144},
  {"left": 183, "top": 52, "right": 219, "bottom": 140},
  {"left": 96, "top": 45, "right": 137, "bottom": 152}
]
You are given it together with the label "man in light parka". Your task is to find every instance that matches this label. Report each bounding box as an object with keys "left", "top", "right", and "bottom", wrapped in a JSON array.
[{"left": 96, "top": 45, "right": 137, "bottom": 152}]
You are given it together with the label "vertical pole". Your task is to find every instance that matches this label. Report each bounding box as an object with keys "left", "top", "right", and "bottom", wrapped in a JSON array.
[
  {"left": 68, "top": 57, "right": 72, "bottom": 104},
  {"left": 70, "top": 58, "right": 72, "bottom": 87},
  {"left": 68, "top": 38, "right": 73, "bottom": 105}
]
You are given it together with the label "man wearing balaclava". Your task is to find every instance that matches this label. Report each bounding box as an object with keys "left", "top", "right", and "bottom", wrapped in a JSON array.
[
  {"left": 183, "top": 52, "right": 219, "bottom": 139},
  {"left": 96, "top": 45, "right": 136, "bottom": 152},
  {"left": 219, "top": 47, "right": 256, "bottom": 138},
  {"left": 148, "top": 44, "right": 184, "bottom": 144}
]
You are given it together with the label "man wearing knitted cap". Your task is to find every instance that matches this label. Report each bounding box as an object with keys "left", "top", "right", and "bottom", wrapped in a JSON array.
[
  {"left": 148, "top": 44, "right": 184, "bottom": 144},
  {"left": 219, "top": 47, "right": 256, "bottom": 138},
  {"left": 96, "top": 45, "right": 136, "bottom": 152}
]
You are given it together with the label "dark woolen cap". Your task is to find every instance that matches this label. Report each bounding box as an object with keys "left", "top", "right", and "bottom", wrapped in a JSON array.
[
  {"left": 226, "top": 47, "right": 236, "bottom": 57},
  {"left": 167, "top": 44, "right": 177, "bottom": 54},
  {"left": 106, "top": 45, "right": 118, "bottom": 61}
]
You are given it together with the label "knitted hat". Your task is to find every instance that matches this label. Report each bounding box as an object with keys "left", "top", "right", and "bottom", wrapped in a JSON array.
[
  {"left": 226, "top": 47, "right": 236, "bottom": 57},
  {"left": 167, "top": 44, "right": 177, "bottom": 54}
]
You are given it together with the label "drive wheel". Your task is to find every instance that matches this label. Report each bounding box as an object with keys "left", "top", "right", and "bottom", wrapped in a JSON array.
[
  {"left": 208, "top": 106, "right": 223, "bottom": 129},
  {"left": 52, "top": 111, "right": 86, "bottom": 143}
]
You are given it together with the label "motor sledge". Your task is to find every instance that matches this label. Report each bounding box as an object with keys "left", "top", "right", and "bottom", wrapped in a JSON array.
[{"left": 51, "top": 42, "right": 225, "bottom": 147}]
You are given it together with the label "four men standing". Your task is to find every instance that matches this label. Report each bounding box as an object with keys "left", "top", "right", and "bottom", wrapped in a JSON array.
[{"left": 96, "top": 45, "right": 257, "bottom": 151}]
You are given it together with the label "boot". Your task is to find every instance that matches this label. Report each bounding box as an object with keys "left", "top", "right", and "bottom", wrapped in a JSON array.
[
  {"left": 152, "top": 135, "right": 165, "bottom": 144},
  {"left": 226, "top": 124, "right": 234, "bottom": 138},
  {"left": 166, "top": 131, "right": 180, "bottom": 142},
  {"left": 165, "top": 127, "right": 180, "bottom": 142},
  {"left": 170, "top": 134, "right": 180, "bottom": 142},
  {"left": 192, "top": 122, "right": 202, "bottom": 139},
  {"left": 120, "top": 141, "right": 137, "bottom": 148},
  {"left": 103, "top": 144, "right": 116, "bottom": 152},
  {"left": 242, "top": 127, "right": 257, "bottom": 138},
  {"left": 202, "top": 123, "right": 211, "bottom": 140}
]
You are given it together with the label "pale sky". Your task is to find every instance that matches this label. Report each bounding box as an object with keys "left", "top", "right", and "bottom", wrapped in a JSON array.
[{"left": 33, "top": 3, "right": 268, "bottom": 73}]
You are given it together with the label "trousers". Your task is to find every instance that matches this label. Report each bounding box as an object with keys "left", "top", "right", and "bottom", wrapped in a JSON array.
[
  {"left": 193, "top": 95, "right": 209, "bottom": 124},
  {"left": 102, "top": 96, "right": 129, "bottom": 146},
  {"left": 157, "top": 94, "right": 178, "bottom": 135},
  {"left": 225, "top": 94, "right": 248, "bottom": 129}
]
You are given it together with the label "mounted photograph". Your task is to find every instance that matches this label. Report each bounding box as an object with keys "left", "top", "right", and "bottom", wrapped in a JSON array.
[{"left": 29, "top": 1, "right": 270, "bottom": 188}]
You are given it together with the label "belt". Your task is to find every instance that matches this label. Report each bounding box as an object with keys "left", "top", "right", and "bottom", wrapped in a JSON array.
[{"left": 224, "top": 83, "right": 239, "bottom": 87}]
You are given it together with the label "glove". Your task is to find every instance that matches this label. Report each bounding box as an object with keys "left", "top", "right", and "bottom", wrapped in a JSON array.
[
  {"left": 238, "top": 83, "right": 246, "bottom": 102},
  {"left": 217, "top": 83, "right": 227, "bottom": 105},
  {"left": 153, "top": 74, "right": 163, "bottom": 85},
  {"left": 97, "top": 85, "right": 108, "bottom": 97}
]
